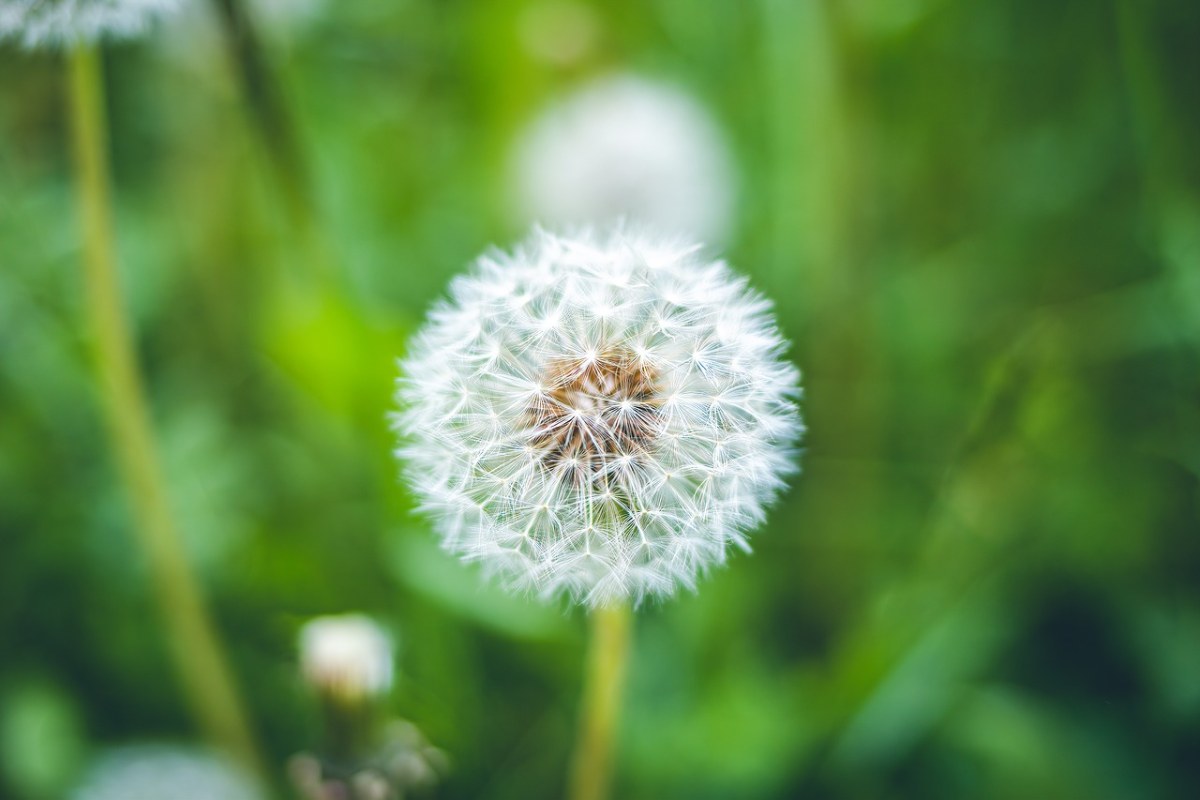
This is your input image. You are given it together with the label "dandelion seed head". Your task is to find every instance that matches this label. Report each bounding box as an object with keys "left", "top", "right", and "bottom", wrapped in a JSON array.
[
  {"left": 395, "top": 228, "right": 802, "bottom": 607},
  {"left": 299, "top": 614, "right": 394, "bottom": 701},
  {"left": 71, "top": 745, "right": 261, "bottom": 800},
  {"left": 0, "top": 0, "right": 180, "bottom": 48},
  {"left": 511, "top": 75, "right": 738, "bottom": 245}
]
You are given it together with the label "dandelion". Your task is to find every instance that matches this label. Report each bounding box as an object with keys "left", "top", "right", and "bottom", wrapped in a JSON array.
[
  {"left": 0, "top": 0, "right": 180, "bottom": 48},
  {"left": 294, "top": 618, "right": 446, "bottom": 800},
  {"left": 300, "top": 614, "right": 394, "bottom": 703},
  {"left": 395, "top": 227, "right": 802, "bottom": 608},
  {"left": 396, "top": 227, "right": 801, "bottom": 800},
  {"left": 71, "top": 745, "right": 262, "bottom": 800},
  {"left": 511, "top": 75, "right": 739, "bottom": 244}
]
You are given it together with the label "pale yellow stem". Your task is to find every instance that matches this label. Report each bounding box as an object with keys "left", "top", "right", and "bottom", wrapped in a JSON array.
[
  {"left": 67, "top": 43, "right": 263, "bottom": 777},
  {"left": 568, "top": 603, "right": 633, "bottom": 800}
]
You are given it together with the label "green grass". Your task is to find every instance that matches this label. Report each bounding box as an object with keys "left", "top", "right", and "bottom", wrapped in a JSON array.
[{"left": 1, "top": 1, "right": 1198, "bottom": 798}]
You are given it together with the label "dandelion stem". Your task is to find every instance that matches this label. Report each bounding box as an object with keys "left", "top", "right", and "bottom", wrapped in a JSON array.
[
  {"left": 66, "top": 43, "right": 264, "bottom": 777},
  {"left": 568, "top": 603, "right": 632, "bottom": 800}
]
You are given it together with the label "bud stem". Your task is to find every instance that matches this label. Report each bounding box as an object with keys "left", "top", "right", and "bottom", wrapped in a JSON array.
[
  {"left": 66, "top": 43, "right": 263, "bottom": 778},
  {"left": 568, "top": 603, "right": 632, "bottom": 800}
]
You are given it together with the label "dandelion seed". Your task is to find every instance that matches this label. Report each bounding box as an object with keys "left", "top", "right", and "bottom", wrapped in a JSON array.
[
  {"left": 299, "top": 614, "right": 394, "bottom": 703},
  {"left": 511, "top": 75, "right": 739, "bottom": 244},
  {"left": 395, "top": 228, "right": 802, "bottom": 607},
  {"left": 0, "top": 0, "right": 181, "bottom": 47}
]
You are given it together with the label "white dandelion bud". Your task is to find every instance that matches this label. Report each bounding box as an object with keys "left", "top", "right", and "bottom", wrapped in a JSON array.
[
  {"left": 0, "top": 0, "right": 181, "bottom": 48},
  {"left": 395, "top": 228, "right": 802, "bottom": 608},
  {"left": 510, "top": 75, "right": 738, "bottom": 245},
  {"left": 71, "top": 745, "right": 262, "bottom": 800},
  {"left": 300, "top": 614, "right": 395, "bottom": 702}
]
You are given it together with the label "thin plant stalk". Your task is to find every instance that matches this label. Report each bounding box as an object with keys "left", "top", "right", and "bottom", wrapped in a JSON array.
[
  {"left": 210, "top": 0, "right": 311, "bottom": 226},
  {"left": 210, "top": 0, "right": 336, "bottom": 288},
  {"left": 568, "top": 604, "right": 632, "bottom": 800},
  {"left": 66, "top": 43, "right": 263, "bottom": 777}
]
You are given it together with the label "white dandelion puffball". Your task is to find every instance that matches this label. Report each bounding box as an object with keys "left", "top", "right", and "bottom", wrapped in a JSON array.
[
  {"left": 511, "top": 75, "right": 738, "bottom": 245},
  {"left": 395, "top": 228, "right": 802, "bottom": 607},
  {"left": 300, "top": 614, "right": 394, "bottom": 701},
  {"left": 71, "top": 745, "right": 261, "bottom": 800},
  {"left": 0, "top": 0, "right": 180, "bottom": 48}
]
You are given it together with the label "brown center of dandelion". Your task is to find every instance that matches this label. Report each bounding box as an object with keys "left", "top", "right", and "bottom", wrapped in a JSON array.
[{"left": 526, "top": 347, "right": 662, "bottom": 482}]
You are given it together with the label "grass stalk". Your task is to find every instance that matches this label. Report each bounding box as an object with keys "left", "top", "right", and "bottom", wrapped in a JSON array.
[{"left": 66, "top": 43, "right": 264, "bottom": 777}]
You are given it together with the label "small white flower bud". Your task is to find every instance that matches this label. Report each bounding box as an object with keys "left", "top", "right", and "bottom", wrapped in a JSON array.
[{"left": 299, "top": 615, "right": 394, "bottom": 701}]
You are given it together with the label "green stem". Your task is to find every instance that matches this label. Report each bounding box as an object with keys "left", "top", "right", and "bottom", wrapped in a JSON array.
[
  {"left": 66, "top": 43, "right": 264, "bottom": 777},
  {"left": 210, "top": 0, "right": 311, "bottom": 224},
  {"left": 567, "top": 604, "right": 632, "bottom": 800},
  {"left": 319, "top": 693, "right": 377, "bottom": 766},
  {"left": 210, "top": 0, "right": 336, "bottom": 289}
]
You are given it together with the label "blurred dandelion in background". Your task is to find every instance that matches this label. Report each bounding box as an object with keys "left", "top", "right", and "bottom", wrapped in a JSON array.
[
  {"left": 510, "top": 75, "right": 739, "bottom": 245},
  {"left": 70, "top": 745, "right": 262, "bottom": 800},
  {"left": 0, "top": 0, "right": 180, "bottom": 47},
  {"left": 395, "top": 227, "right": 801, "bottom": 608},
  {"left": 292, "top": 615, "right": 447, "bottom": 800},
  {"left": 300, "top": 614, "right": 395, "bottom": 704}
]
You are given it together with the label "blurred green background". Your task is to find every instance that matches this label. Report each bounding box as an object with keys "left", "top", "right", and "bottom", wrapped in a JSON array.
[{"left": 2, "top": 0, "right": 1199, "bottom": 798}]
